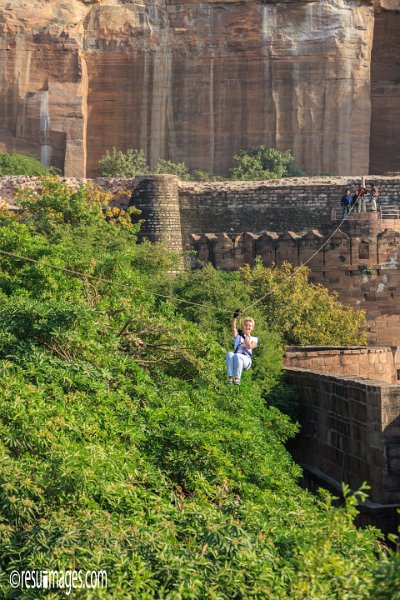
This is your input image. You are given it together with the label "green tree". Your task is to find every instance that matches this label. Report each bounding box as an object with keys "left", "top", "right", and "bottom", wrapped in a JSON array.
[
  {"left": 0, "top": 152, "right": 51, "bottom": 176},
  {"left": 230, "top": 146, "right": 306, "bottom": 180},
  {"left": 153, "top": 158, "right": 193, "bottom": 180},
  {"left": 172, "top": 260, "right": 366, "bottom": 349},
  {"left": 242, "top": 260, "right": 367, "bottom": 346},
  {"left": 98, "top": 148, "right": 149, "bottom": 177}
]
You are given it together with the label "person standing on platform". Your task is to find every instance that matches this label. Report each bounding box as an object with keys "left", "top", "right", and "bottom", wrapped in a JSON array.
[
  {"left": 341, "top": 190, "right": 352, "bottom": 218},
  {"left": 353, "top": 183, "right": 367, "bottom": 212}
]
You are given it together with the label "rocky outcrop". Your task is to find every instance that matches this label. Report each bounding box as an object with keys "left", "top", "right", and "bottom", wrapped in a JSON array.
[{"left": 0, "top": 0, "right": 394, "bottom": 177}]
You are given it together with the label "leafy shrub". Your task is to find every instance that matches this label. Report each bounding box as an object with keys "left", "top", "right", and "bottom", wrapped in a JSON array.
[
  {"left": 99, "top": 148, "right": 195, "bottom": 180},
  {"left": 229, "top": 146, "right": 306, "bottom": 180},
  {"left": 98, "top": 148, "right": 149, "bottom": 178},
  {"left": 172, "top": 260, "right": 366, "bottom": 349},
  {"left": 153, "top": 158, "right": 193, "bottom": 180},
  {"left": 0, "top": 152, "right": 51, "bottom": 176},
  {"left": 242, "top": 260, "right": 367, "bottom": 346}
]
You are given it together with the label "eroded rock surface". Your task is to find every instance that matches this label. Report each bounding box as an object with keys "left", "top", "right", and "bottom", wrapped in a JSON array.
[{"left": 0, "top": 0, "right": 393, "bottom": 177}]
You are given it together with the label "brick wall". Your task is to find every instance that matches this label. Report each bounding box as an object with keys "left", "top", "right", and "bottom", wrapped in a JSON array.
[
  {"left": 284, "top": 346, "right": 397, "bottom": 384},
  {"left": 286, "top": 368, "right": 400, "bottom": 504}
]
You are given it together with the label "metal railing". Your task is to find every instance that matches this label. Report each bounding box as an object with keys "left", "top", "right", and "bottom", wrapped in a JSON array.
[
  {"left": 331, "top": 205, "right": 400, "bottom": 221},
  {"left": 378, "top": 205, "right": 400, "bottom": 219}
]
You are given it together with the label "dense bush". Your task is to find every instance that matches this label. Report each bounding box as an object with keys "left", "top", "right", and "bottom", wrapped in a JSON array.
[
  {"left": 229, "top": 146, "right": 306, "bottom": 180},
  {"left": 0, "top": 179, "right": 397, "bottom": 598},
  {"left": 171, "top": 260, "right": 367, "bottom": 348},
  {"left": 98, "top": 148, "right": 149, "bottom": 178},
  {"left": 0, "top": 152, "right": 51, "bottom": 176}
]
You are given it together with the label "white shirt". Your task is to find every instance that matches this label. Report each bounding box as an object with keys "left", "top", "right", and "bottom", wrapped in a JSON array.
[{"left": 233, "top": 334, "right": 258, "bottom": 356}]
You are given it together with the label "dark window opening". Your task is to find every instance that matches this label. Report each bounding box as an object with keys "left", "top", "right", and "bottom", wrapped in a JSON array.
[{"left": 359, "top": 241, "right": 369, "bottom": 260}]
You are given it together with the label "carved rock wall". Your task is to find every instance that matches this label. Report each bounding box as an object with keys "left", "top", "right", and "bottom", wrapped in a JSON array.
[
  {"left": 0, "top": 1, "right": 89, "bottom": 176},
  {"left": 0, "top": 0, "right": 376, "bottom": 177}
]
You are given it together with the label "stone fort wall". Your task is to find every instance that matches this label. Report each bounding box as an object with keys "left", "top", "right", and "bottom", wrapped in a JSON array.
[
  {"left": 190, "top": 211, "right": 400, "bottom": 349},
  {"left": 286, "top": 367, "right": 400, "bottom": 531},
  {"left": 2, "top": 174, "right": 400, "bottom": 246},
  {"left": 179, "top": 176, "right": 400, "bottom": 248}
]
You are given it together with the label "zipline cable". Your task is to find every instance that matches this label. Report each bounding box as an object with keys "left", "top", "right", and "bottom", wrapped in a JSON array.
[
  {"left": 242, "top": 200, "right": 360, "bottom": 313},
  {"left": 0, "top": 248, "right": 232, "bottom": 315}
]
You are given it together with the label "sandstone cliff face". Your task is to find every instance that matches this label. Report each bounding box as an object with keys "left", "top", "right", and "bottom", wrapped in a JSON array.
[
  {"left": 0, "top": 0, "right": 387, "bottom": 177},
  {"left": 370, "top": 0, "right": 400, "bottom": 175}
]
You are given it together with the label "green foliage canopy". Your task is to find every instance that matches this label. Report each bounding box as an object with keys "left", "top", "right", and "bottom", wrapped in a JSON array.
[
  {"left": 99, "top": 148, "right": 193, "bottom": 180},
  {"left": 98, "top": 148, "right": 149, "bottom": 178},
  {"left": 172, "top": 260, "right": 367, "bottom": 348},
  {"left": 0, "top": 179, "right": 397, "bottom": 598},
  {"left": 98, "top": 146, "right": 306, "bottom": 182}
]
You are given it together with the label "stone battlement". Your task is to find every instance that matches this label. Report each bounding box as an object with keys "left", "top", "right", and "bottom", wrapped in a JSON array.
[
  {"left": 189, "top": 213, "right": 400, "bottom": 271},
  {"left": 189, "top": 212, "right": 400, "bottom": 349}
]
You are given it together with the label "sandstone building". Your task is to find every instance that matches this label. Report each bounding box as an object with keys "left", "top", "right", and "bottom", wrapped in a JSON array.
[{"left": 126, "top": 173, "right": 400, "bottom": 367}]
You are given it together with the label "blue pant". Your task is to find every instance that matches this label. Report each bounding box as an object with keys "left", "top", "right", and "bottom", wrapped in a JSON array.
[
  {"left": 226, "top": 351, "right": 252, "bottom": 379},
  {"left": 342, "top": 205, "right": 351, "bottom": 218}
]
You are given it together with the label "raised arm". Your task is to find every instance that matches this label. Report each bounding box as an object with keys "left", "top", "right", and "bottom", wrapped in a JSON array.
[
  {"left": 232, "top": 309, "right": 242, "bottom": 337},
  {"left": 231, "top": 317, "right": 238, "bottom": 338}
]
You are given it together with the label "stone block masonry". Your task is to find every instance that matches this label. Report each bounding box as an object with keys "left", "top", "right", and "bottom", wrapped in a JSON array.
[
  {"left": 179, "top": 176, "right": 400, "bottom": 245},
  {"left": 2, "top": 174, "right": 400, "bottom": 247},
  {"left": 284, "top": 346, "right": 397, "bottom": 384},
  {"left": 133, "top": 175, "right": 183, "bottom": 257},
  {"left": 286, "top": 368, "right": 400, "bottom": 506},
  {"left": 189, "top": 210, "right": 400, "bottom": 352}
]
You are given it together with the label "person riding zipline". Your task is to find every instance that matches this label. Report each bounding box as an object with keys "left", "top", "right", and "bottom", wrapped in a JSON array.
[{"left": 226, "top": 309, "right": 258, "bottom": 385}]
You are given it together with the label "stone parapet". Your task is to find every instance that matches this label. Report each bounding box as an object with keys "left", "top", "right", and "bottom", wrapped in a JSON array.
[
  {"left": 179, "top": 177, "right": 400, "bottom": 240},
  {"left": 284, "top": 346, "right": 397, "bottom": 384}
]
